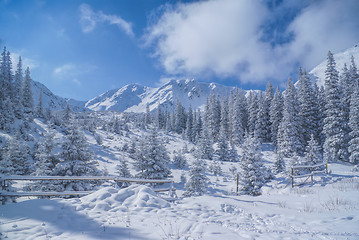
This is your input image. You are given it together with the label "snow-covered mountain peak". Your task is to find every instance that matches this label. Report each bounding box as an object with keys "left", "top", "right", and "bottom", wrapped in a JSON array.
[
  {"left": 310, "top": 44, "right": 359, "bottom": 86},
  {"left": 85, "top": 79, "right": 234, "bottom": 113}
]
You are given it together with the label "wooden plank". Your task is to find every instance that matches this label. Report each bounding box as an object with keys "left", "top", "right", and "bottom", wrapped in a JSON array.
[
  {"left": 0, "top": 176, "right": 173, "bottom": 183},
  {"left": 291, "top": 163, "right": 327, "bottom": 169},
  {"left": 0, "top": 191, "right": 92, "bottom": 197},
  {"left": 153, "top": 188, "right": 170, "bottom": 192}
]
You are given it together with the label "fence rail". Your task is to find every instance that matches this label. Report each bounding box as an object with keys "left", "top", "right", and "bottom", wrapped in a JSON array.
[
  {"left": 289, "top": 163, "right": 328, "bottom": 187},
  {"left": 0, "top": 175, "right": 174, "bottom": 205}
]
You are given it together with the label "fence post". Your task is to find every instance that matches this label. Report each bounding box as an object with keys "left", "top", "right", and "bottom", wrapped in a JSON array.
[
  {"left": 325, "top": 163, "right": 328, "bottom": 174},
  {"left": 236, "top": 173, "right": 239, "bottom": 195}
]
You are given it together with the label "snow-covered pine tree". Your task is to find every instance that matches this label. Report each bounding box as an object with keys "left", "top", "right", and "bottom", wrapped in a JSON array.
[
  {"left": 263, "top": 81, "right": 274, "bottom": 142},
  {"left": 145, "top": 103, "right": 152, "bottom": 125},
  {"left": 297, "top": 69, "right": 320, "bottom": 146},
  {"left": 247, "top": 92, "right": 258, "bottom": 137},
  {"left": 269, "top": 87, "right": 283, "bottom": 148},
  {"left": 186, "top": 105, "right": 194, "bottom": 142},
  {"left": 209, "top": 160, "right": 222, "bottom": 176},
  {"left": 13, "top": 56, "right": 24, "bottom": 119},
  {"left": 116, "top": 158, "right": 132, "bottom": 187},
  {"left": 255, "top": 92, "right": 267, "bottom": 142},
  {"left": 349, "top": 55, "right": 359, "bottom": 87},
  {"left": 173, "top": 152, "right": 187, "bottom": 169},
  {"left": 349, "top": 83, "right": 359, "bottom": 164},
  {"left": 184, "top": 159, "right": 208, "bottom": 196},
  {"left": 135, "top": 130, "right": 171, "bottom": 180},
  {"left": 35, "top": 89, "right": 44, "bottom": 118},
  {"left": 323, "top": 51, "right": 349, "bottom": 162},
  {"left": 205, "top": 93, "right": 221, "bottom": 141},
  {"left": 196, "top": 126, "right": 214, "bottom": 160},
  {"left": 220, "top": 97, "right": 230, "bottom": 140},
  {"left": 273, "top": 154, "right": 286, "bottom": 174},
  {"left": 3, "top": 138, "right": 32, "bottom": 175},
  {"left": 277, "top": 79, "right": 303, "bottom": 157},
  {"left": 305, "top": 134, "right": 323, "bottom": 168},
  {"left": 22, "top": 67, "right": 33, "bottom": 114},
  {"left": 238, "top": 134, "right": 266, "bottom": 196},
  {"left": 30, "top": 131, "right": 59, "bottom": 192},
  {"left": 54, "top": 119, "right": 101, "bottom": 191},
  {"left": 174, "top": 100, "right": 186, "bottom": 134},
  {"left": 215, "top": 123, "right": 230, "bottom": 161},
  {"left": 156, "top": 103, "right": 165, "bottom": 130}
]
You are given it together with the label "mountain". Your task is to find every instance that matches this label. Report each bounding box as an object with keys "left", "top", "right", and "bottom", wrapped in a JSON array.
[
  {"left": 309, "top": 44, "right": 359, "bottom": 86},
  {"left": 32, "top": 80, "right": 87, "bottom": 112},
  {"left": 85, "top": 79, "right": 235, "bottom": 112}
]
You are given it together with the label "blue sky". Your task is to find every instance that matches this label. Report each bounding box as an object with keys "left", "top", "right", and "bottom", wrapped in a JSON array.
[{"left": 1, "top": 0, "right": 358, "bottom": 101}]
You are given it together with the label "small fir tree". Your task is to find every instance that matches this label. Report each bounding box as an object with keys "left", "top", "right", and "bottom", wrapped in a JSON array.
[{"left": 184, "top": 159, "right": 208, "bottom": 196}]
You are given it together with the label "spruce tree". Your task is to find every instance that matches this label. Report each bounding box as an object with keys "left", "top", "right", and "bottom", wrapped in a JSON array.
[
  {"left": 305, "top": 134, "right": 322, "bottom": 166},
  {"left": 116, "top": 158, "right": 132, "bottom": 187},
  {"left": 173, "top": 152, "right": 187, "bottom": 169},
  {"left": 349, "top": 84, "right": 359, "bottom": 164},
  {"left": 54, "top": 119, "right": 100, "bottom": 191},
  {"left": 277, "top": 79, "right": 303, "bottom": 157},
  {"left": 247, "top": 92, "right": 258, "bottom": 136},
  {"left": 135, "top": 130, "right": 171, "bottom": 179},
  {"left": 13, "top": 56, "right": 24, "bottom": 119},
  {"left": 269, "top": 87, "right": 283, "bottom": 148},
  {"left": 239, "top": 135, "right": 266, "bottom": 196},
  {"left": 297, "top": 69, "right": 320, "bottom": 146},
  {"left": 323, "top": 51, "right": 349, "bottom": 162},
  {"left": 184, "top": 159, "right": 208, "bottom": 196},
  {"left": 22, "top": 67, "right": 34, "bottom": 113}
]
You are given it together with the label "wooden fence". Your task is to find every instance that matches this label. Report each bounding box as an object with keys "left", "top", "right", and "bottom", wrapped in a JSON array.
[
  {"left": 0, "top": 175, "right": 173, "bottom": 205},
  {"left": 288, "top": 163, "right": 328, "bottom": 187}
]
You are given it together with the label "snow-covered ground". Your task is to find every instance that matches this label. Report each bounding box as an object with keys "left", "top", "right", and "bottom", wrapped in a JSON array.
[{"left": 1, "top": 126, "right": 359, "bottom": 239}]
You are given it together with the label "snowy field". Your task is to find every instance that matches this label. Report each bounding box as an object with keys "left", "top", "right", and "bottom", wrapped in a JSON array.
[{"left": 1, "top": 128, "right": 359, "bottom": 240}]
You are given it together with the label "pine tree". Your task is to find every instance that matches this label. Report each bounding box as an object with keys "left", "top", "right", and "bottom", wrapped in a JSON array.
[
  {"left": 349, "top": 84, "right": 359, "bottom": 164},
  {"left": 134, "top": 130, "right": 171, "bottom": 180},
  {"left": 229, "top": 89, "right": 245, "bottom": 145},
  {"left": 3, "top": 138, "right": 32, "bottom": 175},
  {"left": 145, "top": 104, "right": 152, "bottom": 125},
  {"left": 13, "top": 56, "right": 24, "bottom": 119},
  {"left": 174, "top": 100, "right": 186, "bottom": 134},
  {"left": 273, "top": 154, "right": 286, "bottom": 174},
  {"left": 186, "top": 105, "right": 194, "bottom": 142},
  {"left": 297, "top": 69, "right": 320, "bottom": 146},
  {"left": 239, "top": 135, "right": 266, "bottom": 196},
  {"left": 116, "top": 158, "right": 132, "bottom": 187},
  {"left": 305, "top": 134, "right": 322, "bottom": 167},
  {"left": 255, "top": 93, "right": 267, "bottom": 142},
  {"left": 277, "top": 79, "right": 303, "bottom": 157},
  {"left": 247, "top": 92, "right": 258, "bottom": 136},
  {"left": 323, "top": 51, "right": 349, "bottom": 162},
  {"left": 215, "top": 124, "right": 230, "bottom": 161},
  {"left": 54, "top": 119, "right": 100, "bottom": 191},
  {"left": 209, "top": 160, "right": 222, "bottom": 176},
  {"left": 184, "top": 159, "right": 208, "bottom": 196},
  {"left": 173, "top": 152, "right": 187, "bottom": 169},
  {"left": 156, "top": 103, "right": 165, "bottom": 129},
  {"left": 269, "top": 87, "right": 283, "bottom": 148},
  {"left": 22, "top": 67, "right": 33, "bottom": 113},
  {"left": 205, "top": 93, "right": 221, "bottom": 141},
  {"left": 36, "top": 89, "right": 44, "bottom": 118},
  {"left": 196, "top": 126, "right": 214, "bottom": 160}
]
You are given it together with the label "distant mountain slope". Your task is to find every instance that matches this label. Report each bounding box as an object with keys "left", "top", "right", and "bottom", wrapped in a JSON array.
[
  {"left": 309, "top": 44, "right": 359, "bottom": 86},
  {"left": 85, "top": 79, "right": 235, "bottom": 113},
  {"left": 32, "top": 80, "right": 87, "bottom": 112}
]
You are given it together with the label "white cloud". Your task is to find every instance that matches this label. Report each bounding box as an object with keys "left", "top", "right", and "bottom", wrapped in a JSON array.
[
  {"left": 79, "top": 3, "right": 134, "bottom": 37},
  {"left": 54, "top": 63, "right": 76, "bottom": 75},
  {"left": 144, "top": 0, "right": 359, "bottom": 85},
  {"left": 53, "top": 63, "right": 96, "bottom": 85}
]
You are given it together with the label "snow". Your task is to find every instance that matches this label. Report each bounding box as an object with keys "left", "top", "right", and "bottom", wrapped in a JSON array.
[
  {"left": 309, "top": 44, "right": 359, "bottom": 87},
  {"left": 2, "top": 128, "right": 359, "bottom": 239}
]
